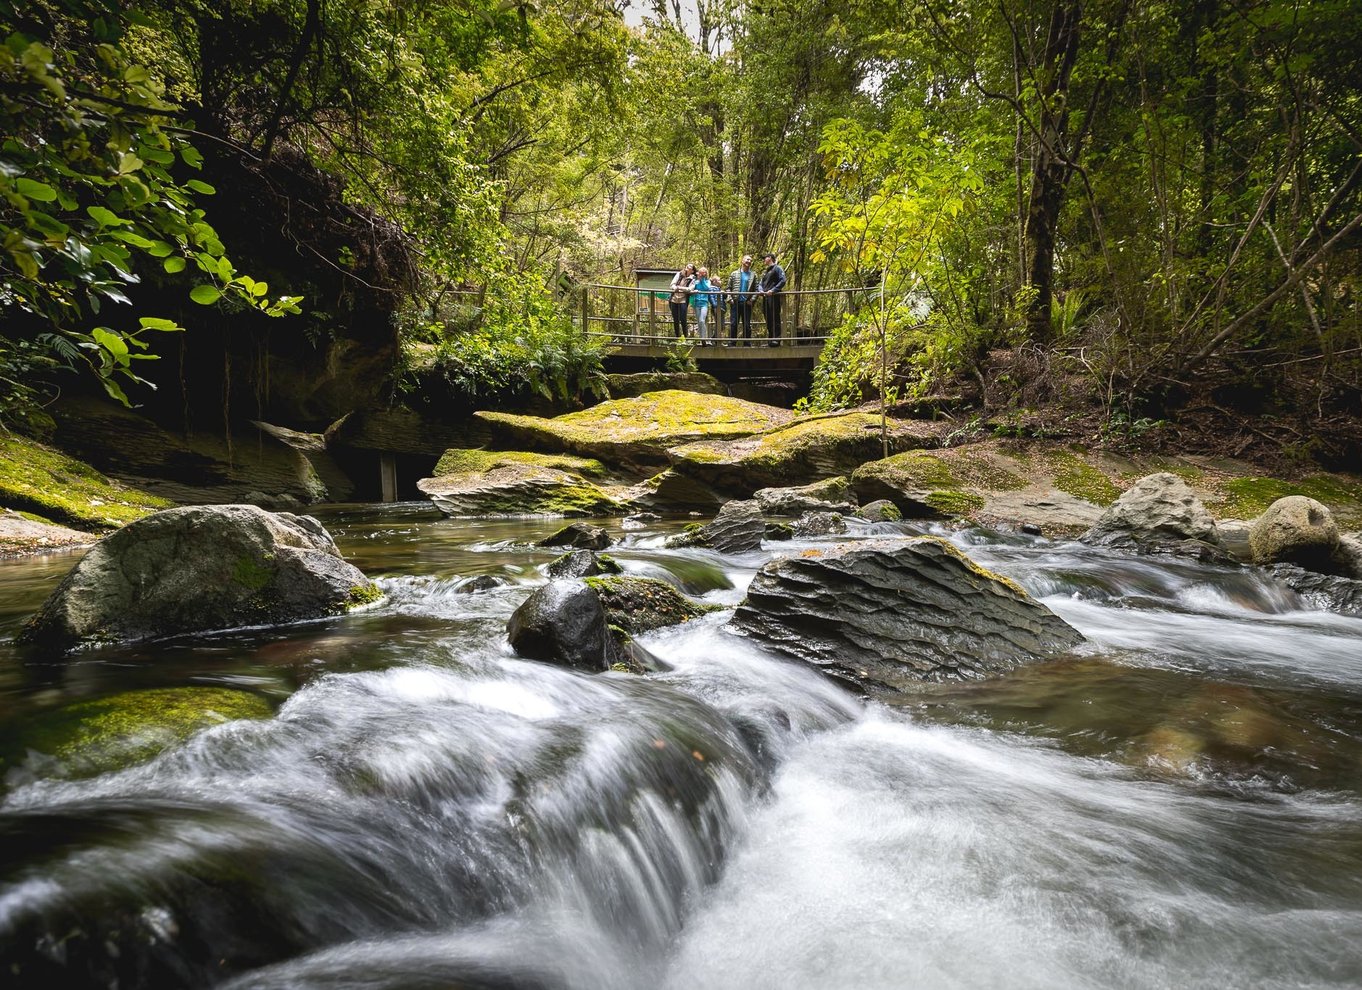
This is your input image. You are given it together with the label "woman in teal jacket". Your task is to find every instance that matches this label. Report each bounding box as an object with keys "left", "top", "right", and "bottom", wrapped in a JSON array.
[{"left": 690, "top": 267, "right": 719, "bottom": 344}]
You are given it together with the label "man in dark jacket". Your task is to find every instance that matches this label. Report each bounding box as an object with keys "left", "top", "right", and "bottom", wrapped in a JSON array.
[
  {"left": 759, "top": 253, "right": 787, "bottom": 345},
  {"left": 724, "top": 255, "right": 758, "bottom": 342}
]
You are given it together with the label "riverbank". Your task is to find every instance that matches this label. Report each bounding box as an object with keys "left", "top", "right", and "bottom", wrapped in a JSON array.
[{"left": 4, "top": 388, "right": 1361, "bottom": 559}]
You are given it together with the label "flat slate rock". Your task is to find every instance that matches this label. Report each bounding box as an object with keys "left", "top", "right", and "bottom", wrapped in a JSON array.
[
  {"left": 729, "top": 537, "right": 1083, "bottom": 690},
  {"left": 665, "top": 499, "right": 765, "bottom": 553}
]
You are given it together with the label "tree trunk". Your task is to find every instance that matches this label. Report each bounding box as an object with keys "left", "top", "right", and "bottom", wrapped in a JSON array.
[{"left": 1022, "top": 0, "right": 1083, "bottom": 345}]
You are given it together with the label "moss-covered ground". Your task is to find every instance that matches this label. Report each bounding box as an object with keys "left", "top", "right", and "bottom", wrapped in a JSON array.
[{"left": 0, "top": 432, "right": 171, "bottom": 530}]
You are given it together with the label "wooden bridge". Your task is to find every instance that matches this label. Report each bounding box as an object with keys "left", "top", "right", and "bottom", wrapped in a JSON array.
[{"left": 576, "top": 278, "right": 869, "bottom": 377}]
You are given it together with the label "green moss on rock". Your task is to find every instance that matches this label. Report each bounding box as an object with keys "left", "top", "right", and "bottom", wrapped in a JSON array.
[
  {"left": 346, "top": 582, "right": 384, "bottom": 608},
  {"left": 433, "top": 448, "right": 608, "bottom": 479},
  {"left": 1213, "top": 475, "right": 1362, "bottom": 520},
  {"left": 585, "top": 575, "right": 721, "bottom": 633},
  {"left": 1049, "top": 452, "right": 1121, "bottom": 506},
  {"left": 0, "top": 433, "right": 171, "bottom": 530},
  {"left": 0, "top": 687, "right": 272, "bottom": 784},
  {"left": 477, "top": 390, "right": 795, "bottom": 466},
  {"left": 925, "top": 491, "right": 987, "bottom": 515}
]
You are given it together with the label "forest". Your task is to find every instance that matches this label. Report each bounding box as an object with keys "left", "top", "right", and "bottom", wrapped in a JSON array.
[{"left": 2, "top": 0, "right": 1360, "bottom": 465}]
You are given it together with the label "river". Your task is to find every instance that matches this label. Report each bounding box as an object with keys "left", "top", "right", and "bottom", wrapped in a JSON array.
[{"left": 1, "top": 505, "right": 1360, "bottom": 988}]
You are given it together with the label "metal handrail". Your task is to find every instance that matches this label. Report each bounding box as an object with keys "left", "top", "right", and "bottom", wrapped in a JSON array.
[{"left": 586, "top": 331, "right": 831, "bottom": 346}]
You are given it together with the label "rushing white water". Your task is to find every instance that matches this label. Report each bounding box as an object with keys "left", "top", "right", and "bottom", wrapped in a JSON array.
[{"left": 2, "top": 511, "right": 1361, "bottom": 989}]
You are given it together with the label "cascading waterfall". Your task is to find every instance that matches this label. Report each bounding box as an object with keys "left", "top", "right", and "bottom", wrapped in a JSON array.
[{"left": 1, "top": 509, "right": 1360, "bottom": 989}]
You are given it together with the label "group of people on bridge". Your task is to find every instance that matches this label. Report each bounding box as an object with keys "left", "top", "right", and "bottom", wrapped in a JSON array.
[{"left": 667, "top": 253, "right": 786, "bottom": 346}]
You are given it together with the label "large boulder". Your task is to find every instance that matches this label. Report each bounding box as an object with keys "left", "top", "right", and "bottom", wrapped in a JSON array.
[
  {"left": 1248, "top": 496, "right": 1341, "bottom": 572},
  {"left": 19, "top": 506, "right": 379, "bottom": 653},
  {"left": 506, "top": 579, "right": 616, "bottom": 671},
  {"left": 752, "top": 476, "right": 857, "bottom": 516},
  {"left": 665, "top": 499, "right": 766, "bottom": 553},
  {"left": 477, "top": 391, "right": 793, "bottom": 470},
  {"left": 1080, "top": 473, "right": 1225, "bottom": 558},
  {"left": 417, "top": 449, "right": 624, "bottom": 517},
  {"left": 669, "top": 412, "right": 926, "bottom": 496},
  {"left": 729, "top": 537, "right": 1083, "bottom": 691}
]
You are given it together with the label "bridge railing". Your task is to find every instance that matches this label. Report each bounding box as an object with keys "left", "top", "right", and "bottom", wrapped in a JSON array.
[{"left": 575, "top": 281, "right": 873, "bottom": 347}]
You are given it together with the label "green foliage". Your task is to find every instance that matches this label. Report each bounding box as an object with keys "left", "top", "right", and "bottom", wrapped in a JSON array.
[
  {"left": 0, "top": 4, "right": 303, "bottom": 418},
  {"left": 419, "top": 273, "right": 606, "bottom": 406}
]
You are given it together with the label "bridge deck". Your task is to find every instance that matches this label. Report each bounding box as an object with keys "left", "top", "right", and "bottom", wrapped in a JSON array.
[{"left": 605, "top": 340, "right": 824, "bottom": 361}]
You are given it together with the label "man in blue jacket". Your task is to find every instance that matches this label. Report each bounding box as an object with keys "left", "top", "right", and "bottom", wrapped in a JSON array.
[
  {"left": 724, "top": 255, "right": 758, "bottom": 342},
  {"left": 759, "top": 252, "right": 787, "bottom": 346}
]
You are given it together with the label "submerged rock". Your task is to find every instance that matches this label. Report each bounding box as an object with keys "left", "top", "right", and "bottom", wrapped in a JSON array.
[
  {"left": 1080, "top": 473, "right": 1226, "bottom": 559},
  {"left": 1268, "top": 564, "right": 1362, "bottom": 617},
  {"left": 538, "top": 521, "right": 612, "bottom": 550},
  {"left": 1248, "top": 496, "right": 1341, "bottom": 573},
  {"left": 665, "top": 499, "right": 766, "bottom": 553},
  {"left": 0, "top": 687, "right": 272, "bottom": 786},
  {"left": 730, "top": 537, "right": 1083, "bottom": 690},
  {"left": 453, "top": 574, "right": 507, "bottom": 593},
  {"left": 19, "top": 505, "right": 379, "bottom": 653}
]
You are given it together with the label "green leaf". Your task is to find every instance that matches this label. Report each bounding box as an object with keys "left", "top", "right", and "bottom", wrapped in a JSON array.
[
  {"left": 163, "top": 256, "right": 187, "bottom": 273},
  {"left": 138, "top": 316, "right": 181, "bottom": 331},
  {"left": 185, "top": 179, "right": 216, "bottom": 195},
  {"left": 117, "top": 153, "right": 144, "bottom": 175},
  {"left": 87, "top": 206, "right": 127, "bottom": 227},
  {"left": 15, "top": 178, "right": 58, "bottom": 202},
  {"left": 147, "top": 240, "right": 174, "bottom": 257},
  {"left": 92, "top": 327, "right": 130, "bottom": 366},
  {"left": 180, "top": 146, "right": 204, "bottom": 169},
  {"left": 190, "top": 284, "right": 221, "bottom": 305}
]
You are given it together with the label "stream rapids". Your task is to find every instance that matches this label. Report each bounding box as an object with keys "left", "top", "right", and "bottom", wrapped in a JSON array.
[{"left": 1, "top": 506, "right": 1360, "bottom": 989}]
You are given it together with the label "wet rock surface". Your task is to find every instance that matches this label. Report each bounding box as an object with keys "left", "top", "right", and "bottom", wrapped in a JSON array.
[
  {"left": 19, "top": 505, "right": 378, "bottom": 653},
  {"left": 730, "top": 537, "right": 1084, "bottom": 690},
  {"left": 665, "top": 499, "right": 765, "bottom": 553},
  {"left": 506, "top": 579, "right": 616, "bottom": 671},
  {"left": 585, "top": 575, "right": 718, "bottom": 634},
  {"left": 538, "top": 522, "right": 612, "bottom": 550},
  {"left": 752, "top": 477, "right": 857, "bottom": 516},
  {"left": 544, "top": 549, "right": 622, "bottom": 579}
]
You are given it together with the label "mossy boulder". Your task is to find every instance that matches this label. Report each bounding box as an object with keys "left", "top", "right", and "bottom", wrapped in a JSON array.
[
  {"left": 1248, "top": 496, "right": 1342, "bottom": 572},
  {"left": 19, "top": 505, "right": 380, "bottom": 653},
  {"left": 585, "top": 575, "right": 720, "bottom": 633},
  {"left": 606, "top": 371, "right": 726, "bottom": 399},
  {"left": 729, "top": 537, "right": 1084, "bottom": 691},
  {"left": 477, "top": 391, "right": 794, "bottom": 470},
  {"left": 852, "top": 451, "right": 981, "bottom": 519},
  {"left": 545, "top": 549, "right": 623, "bottom": 579},
  {"left": 0, "top": 687, "right": 272, "bottom": 785},
  {"left": 0, "top": 432, "right": 171, "bottom": 530},
  {"left": 418, "top": 450, "right": 624, "bottom": 518},
  {"left": 670, "top": 412, "right": 925, "bottom": 496}
]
